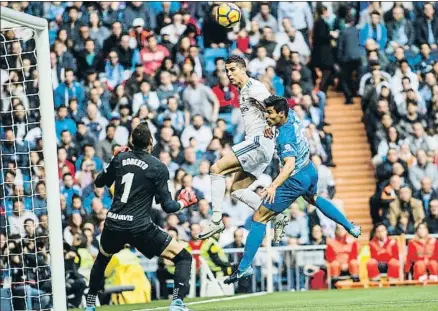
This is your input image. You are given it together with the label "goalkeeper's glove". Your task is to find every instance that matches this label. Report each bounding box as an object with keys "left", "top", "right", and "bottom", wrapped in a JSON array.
[
  {"left": 113, "top": 145, "right": 130, "bottom": 156},
  {"left": 177, "top": 189, "right": 198, "bottom": 208}
]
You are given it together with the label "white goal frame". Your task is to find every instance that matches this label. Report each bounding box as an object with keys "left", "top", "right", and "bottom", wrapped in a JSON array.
[{"left": 1, "top": 7, "right": 67, "bottom": 311}]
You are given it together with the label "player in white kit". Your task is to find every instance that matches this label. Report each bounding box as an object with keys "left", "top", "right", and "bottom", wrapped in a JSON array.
[{"left": 199, "top": 55, "right": 288, "bottom": 240}]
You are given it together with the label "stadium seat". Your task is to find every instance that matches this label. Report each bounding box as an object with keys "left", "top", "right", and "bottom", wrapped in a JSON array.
[{"left": 204, "top": 48, "right": 228, "bottom": 73}]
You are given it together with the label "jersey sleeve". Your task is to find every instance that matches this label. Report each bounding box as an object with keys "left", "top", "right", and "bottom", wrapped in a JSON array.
[
  {"left": 94, "top": 155, "right": 118, "bottom": 187},
  {"left": 249, "top": 82, "right": 271, "bottom": 104},
  {"left": 154, "top": 164, "right": 181, "bottom": 213}
]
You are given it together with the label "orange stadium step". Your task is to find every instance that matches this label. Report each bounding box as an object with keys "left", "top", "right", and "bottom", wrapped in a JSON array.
[{"left": 325, "top": 92, "right": 374, "bottom": 244}]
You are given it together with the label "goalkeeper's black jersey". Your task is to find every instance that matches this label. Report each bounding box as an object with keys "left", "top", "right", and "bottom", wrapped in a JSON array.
[{"left": 95, "top": 150, "right": 179, "bottom": 232}]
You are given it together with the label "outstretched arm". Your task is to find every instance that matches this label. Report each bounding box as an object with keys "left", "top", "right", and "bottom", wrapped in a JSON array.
[
  {"left": 155, "top": 167, "right": 198, "bottom": 213},
  {"left": 264, "top": 156, "right": 295, "bottom": 204}
]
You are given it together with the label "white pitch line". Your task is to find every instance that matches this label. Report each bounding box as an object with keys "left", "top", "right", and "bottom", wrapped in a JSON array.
[{"left": 134, "top": 292, "right": 268, "bottom": 311}]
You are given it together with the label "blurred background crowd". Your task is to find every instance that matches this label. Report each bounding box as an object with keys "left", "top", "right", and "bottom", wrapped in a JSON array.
[{"left": 1, "top": 1, "right": 437, "bottom": 309}]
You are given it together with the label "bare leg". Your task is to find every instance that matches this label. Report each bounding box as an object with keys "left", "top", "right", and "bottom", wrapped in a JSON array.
[{"left": 230, "top": 171, "right": 260, "bottom": 210}]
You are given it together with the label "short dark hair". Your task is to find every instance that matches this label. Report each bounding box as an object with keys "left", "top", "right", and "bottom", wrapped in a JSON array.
[
  {"left": 106, "top": 124, "right": 116, "bottom": 132},
  {"left": 62, "top": 172, "right": 73, "bottom": 180},
  {"left": 167, "top": 226, "right": 179, "bottom": 236},
  {"left": 264, "top": 95, "right": 289, "bottom": 117},
  {"left": 416, "top": 221, "right": 428, "bottom": 232},
  {"left": 225, "top": 55, "right": 246, "bottom": 68},
  {"left": 131, "top": 122, "right": 152, "bottom": 150},
  {"left": 374, "top": 222, "right": 387, "bottom": 230}
]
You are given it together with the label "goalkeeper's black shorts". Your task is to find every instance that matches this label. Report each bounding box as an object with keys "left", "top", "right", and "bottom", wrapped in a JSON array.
[{"left": 100, "top": 223, "right": 172, "bottom": 259}]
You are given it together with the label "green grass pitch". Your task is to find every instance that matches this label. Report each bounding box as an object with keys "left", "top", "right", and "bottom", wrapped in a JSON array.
[{"left": 73, "top": 286, "right": 438, "bottom": 311}]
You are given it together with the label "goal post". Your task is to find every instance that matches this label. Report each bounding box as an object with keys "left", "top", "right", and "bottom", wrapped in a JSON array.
[{"left": 1, "top": 7, "right": 67, "bottom": 311}]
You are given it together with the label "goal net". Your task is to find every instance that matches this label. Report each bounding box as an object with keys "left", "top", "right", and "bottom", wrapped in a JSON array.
[{"left": 1, "top": 7, "right": 66, "bottom": 311}]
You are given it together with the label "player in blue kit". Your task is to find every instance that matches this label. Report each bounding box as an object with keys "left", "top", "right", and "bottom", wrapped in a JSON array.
[{"left": 224, "top": 95, "right": 361, "bottom": 284}]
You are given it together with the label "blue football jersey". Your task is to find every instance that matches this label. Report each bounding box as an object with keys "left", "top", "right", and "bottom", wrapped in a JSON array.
[{"left": 275, "top": 110, "right": 310, "bottom": 174}]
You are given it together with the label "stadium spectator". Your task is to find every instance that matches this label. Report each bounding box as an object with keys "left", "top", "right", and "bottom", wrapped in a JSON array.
[
  {"left": 54, "top": 68, "right": 85, "bottom": 108},
  {"left": 326, "top": 225, "right": 359, "bottom": 282},
  {"left": 311, "top": 5, "right": 336, "bottom": 94},
  {"left": 386, "top": 7, "right": 416, "bottom": 57},
  {"left": 132, "top": 80, "right": 160, "bottom": 115},
  {"left": 312, "top": 155, "right": 336, "bottom": 198},
  {"left": 409, "top": 149, "right": 438, "bottom": 191},
  {"left": 55, "top": 105, "right": 77, "bottom": 141},
  {"left": 337, "top": 13, "right": 361, "bottom": 104},
  {"left": 95, "top": 125, "right": 117, "bottom": 164},
  {"left": 426, "top": 200, "right": 438, "bottom": 234},
  {"left": 253, "top": 3, "right": 278, "bottom": 32},
  {"left": 7, "top": 199, "right": 39, "bottom": 237},
  {"left": 33, "top": 181, "right": 47, "bottom": 216},
  {"left": 212, "top": 73, "right": 240, "bottom": 114},
  {"left": 182, "top": 72, "right": 220, "bottom": 124},
  {"left": 388, "top": 185, "right": 425, "bottom": 232},
  {"left": 367, "top": 223, "right": 400, "bottom": 281},
  {"left": 104, "top": 50, "right": 125, "bottom": 90},
  {"left": 140, "top": 34, "right": 170, "bottom": 76},
  {"left": 414, "top": 2, "right": 438, "bottom": 47},
  {"left": 405, "top": 222, "right": 438, "bottom": 280},
  {"left": 284, "top": 203, "right": 309, "bottom": 245},
  {"left": 180, "top": 115, "right": 213, "bottom": 152},
  {"left": 415, "top": 177, "right": 438, "bottom": 215},
  {"left": 200, "top": 233, "right": 233, "bottom": 278},
  {"left": 359, "top": 11, "right": 388, "bottom": 51}
]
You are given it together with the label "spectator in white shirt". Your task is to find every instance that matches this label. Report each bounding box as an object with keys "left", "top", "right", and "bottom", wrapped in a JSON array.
[
  {"left": 218, "top": 213, "right": 237, "bottom": 247},
  {"left": 8, "top": 200, "right": 39, "bottom": 237},
  {"left": 132, "top": 80, "right": 160, "bottom": 115},
  {"left": 391, "top": 60, "right": 419, "bottom": 95},
  {"left": 180, "top": 114, "right": 213, "bottom": 152},
  {"left": 273, "top": 26, "right": 310, "bottom": 63},
  {"left": 248, "top": 46, "right": 276, "bottom": 77},
  {"left": 160, "top": 12, "right": 187, "bottom": 44}
]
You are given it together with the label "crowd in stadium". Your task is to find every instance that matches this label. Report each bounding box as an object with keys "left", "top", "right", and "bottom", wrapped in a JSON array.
[{"left": 1, "top": 1, "right": 438, "bottom": 309}]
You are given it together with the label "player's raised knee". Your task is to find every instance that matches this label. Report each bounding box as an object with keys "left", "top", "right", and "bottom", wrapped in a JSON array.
[
  {"left": 172, "top": 248, "right": 192, "bottom": 264},
  {"left": 253, "top": 206, "right": 274, "bottom": 223}
]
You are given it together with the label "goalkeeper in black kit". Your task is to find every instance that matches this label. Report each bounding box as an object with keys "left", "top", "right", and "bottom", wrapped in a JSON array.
[{"left": 85, "top": 122, "right": 197, "bottom": 311}]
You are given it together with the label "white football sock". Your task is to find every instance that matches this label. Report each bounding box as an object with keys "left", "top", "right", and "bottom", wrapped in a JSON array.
[
  {"left": 231, "top": 188, "right": 262, "bottom": 210},
  {"left": 210, "top": 174, "right": 226, "bottom": 223}
]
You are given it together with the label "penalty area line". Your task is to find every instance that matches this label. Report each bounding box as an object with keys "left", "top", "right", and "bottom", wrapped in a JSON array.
[{"left": 134, "top": 292, "right": 268, "bottom": 311}]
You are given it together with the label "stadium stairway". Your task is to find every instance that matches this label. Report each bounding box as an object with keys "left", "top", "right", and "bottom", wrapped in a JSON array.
[{"left": 325, "top": 92, "right": 374, "bottom": 244}]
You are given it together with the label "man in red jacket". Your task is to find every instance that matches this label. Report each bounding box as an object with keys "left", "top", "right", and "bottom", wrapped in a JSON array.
[
  {"left": 405, "top": 222, "right": 438, "bottom": 281},
  {"left": 326, "top": 225, "right": 360, "bottom": 281},
  {"left": 367, "top": 223, "right": 400, "bottom": 281},
  {"left": 211, "top": 73, "right": 239, "bottom": 113}
]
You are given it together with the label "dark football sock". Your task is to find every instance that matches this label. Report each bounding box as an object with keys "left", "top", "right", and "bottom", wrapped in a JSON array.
[
  {"left": 171, "top": 248, "right": 192, "bottom": 301},
  {"left": 86, "top": 252, "right": 112, "bottom": 306}
]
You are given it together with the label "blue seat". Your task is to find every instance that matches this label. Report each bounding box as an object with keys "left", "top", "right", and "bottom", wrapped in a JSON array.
[{"left": 204, "top": 48, "right": 228, "bottom": 73}]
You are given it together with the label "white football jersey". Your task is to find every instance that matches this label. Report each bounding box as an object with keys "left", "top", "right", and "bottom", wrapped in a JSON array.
[{"left": 239, "top": 78, "right": 271, "bottom": 139}]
